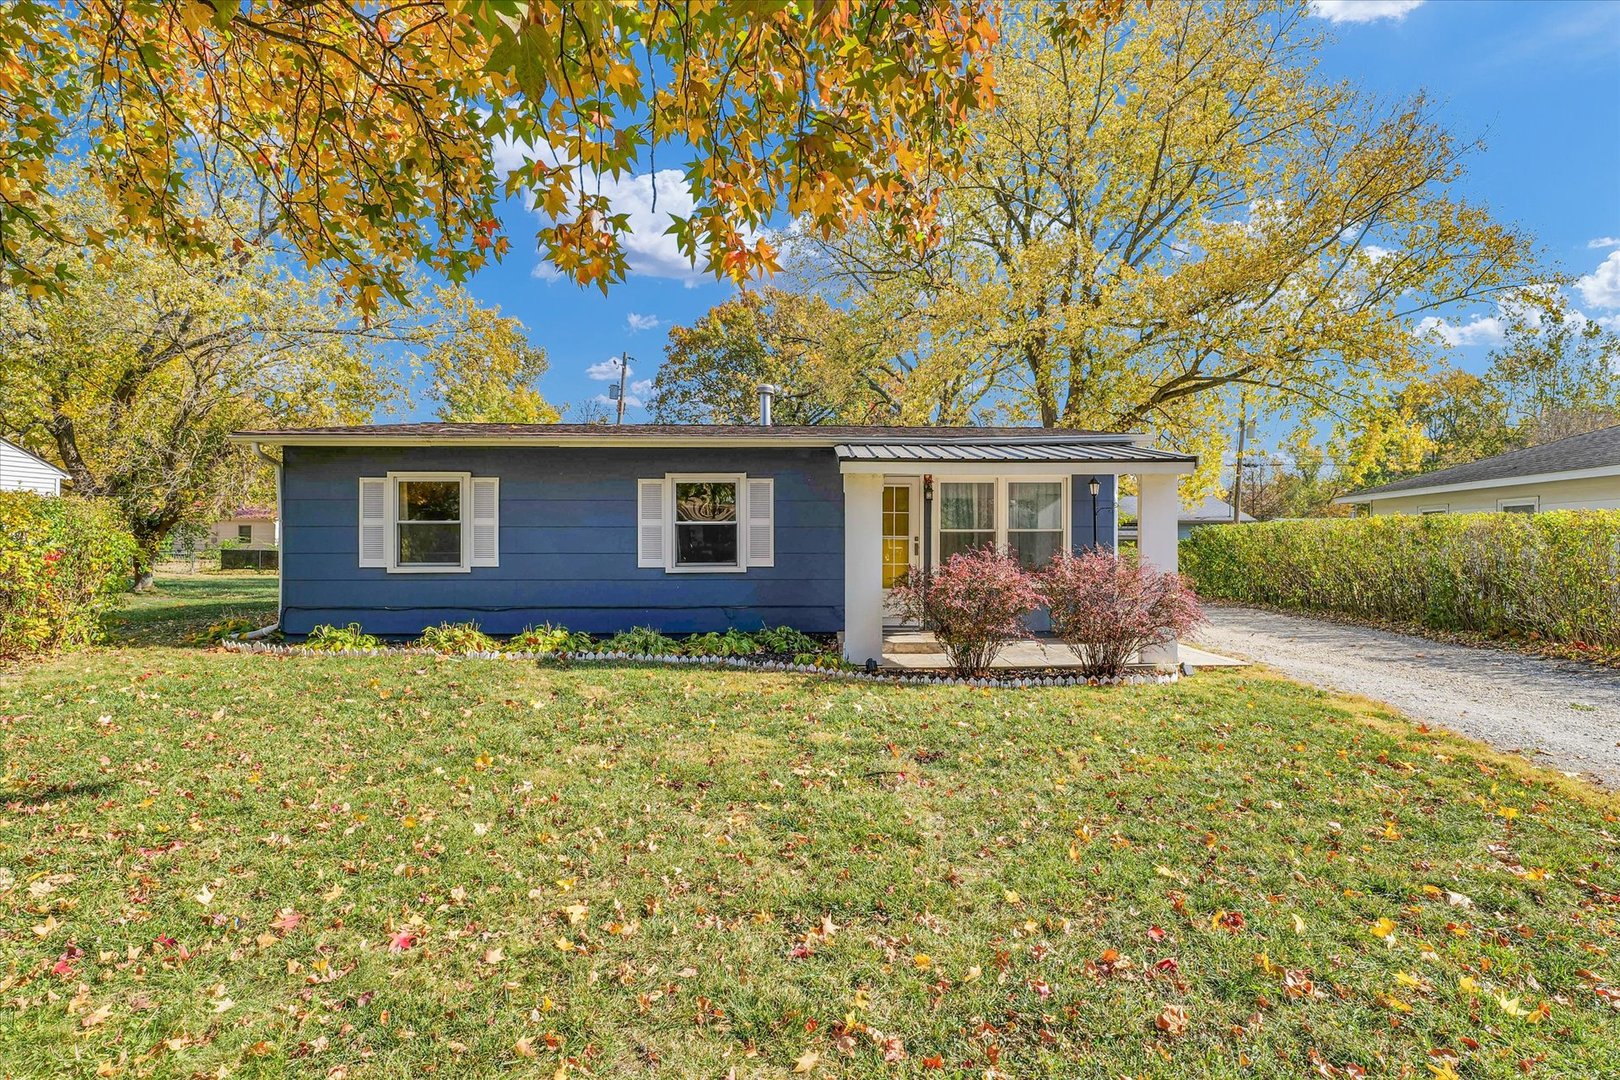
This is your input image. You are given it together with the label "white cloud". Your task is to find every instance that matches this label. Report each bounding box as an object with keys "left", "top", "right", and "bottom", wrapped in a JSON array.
[
  {"left": 626, "top": 312, "right": 660, "bottom": 332},
  {"left": 1416, "top": 313, "right": 1507, "bottom": 348},
  {"left": 1587, "top": 236, "right": 1620, "bottom": 250},
  {"left": 1577, "top": 251, "right": 1620, "bottom": 309},
  {"left": 1310, "top": 1, "right": 1424, "bottom": 23},
  {"left": 585, "top": 356, "right": 633, "bottom": 381},
  {"left": 492, "top": 135, "right": 720, "bottom": 284}
]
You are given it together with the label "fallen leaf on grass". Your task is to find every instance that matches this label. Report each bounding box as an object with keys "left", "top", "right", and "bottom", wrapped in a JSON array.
[
  {"left": 1155, "top": 1004, "right": 1188, "bottom": 1036},
  {"left": 793, "top": 1049, "right": 821, "bottom": 1073}
]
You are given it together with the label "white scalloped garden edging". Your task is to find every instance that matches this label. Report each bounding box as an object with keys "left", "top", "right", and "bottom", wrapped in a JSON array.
[{"left": 217, "top": 639, "right": 1179, "bottom": 688}]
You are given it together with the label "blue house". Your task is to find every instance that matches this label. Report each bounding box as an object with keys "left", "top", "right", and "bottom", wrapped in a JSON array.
[{"left": 231, "top": 421, "right": 1196, "bottom": 663}]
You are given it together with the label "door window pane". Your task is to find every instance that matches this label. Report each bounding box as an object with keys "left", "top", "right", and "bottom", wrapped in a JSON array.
[
  {"left": 882, "top": 484, "right": 914, "bottom": 588},
  {"left": 674, "top": 481, "right": 739, "bottom": 566},
  {"left": 397, "top": 479, "right": 461, "bottom": 566}
]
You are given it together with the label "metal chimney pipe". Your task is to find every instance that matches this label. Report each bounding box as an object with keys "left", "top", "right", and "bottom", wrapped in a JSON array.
[{"left": 757, "top": 384, "right": 781, "bottom": 426}]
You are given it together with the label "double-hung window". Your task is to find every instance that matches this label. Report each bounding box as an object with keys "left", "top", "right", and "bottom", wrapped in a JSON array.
[
  {"left": 938, "top": 481, "right": 996, "bottom": 560},
  {"left": 1006, "top": 481, "right": 1064, "bottom": 568},
  {"left": 935, "top": 477, "right": 1069, "bottom": 568},
  {"left": 637, "top": 474, "right": 775, "bottom": 572},
  {"left": 396, "top": 476, "right": 464, "bottom": 567},
  {"left": 674, "top": 479, "right": 739, "bottom": 567},
  {"left": 357, "top": 472, "right": 499, "bottom": 572}
]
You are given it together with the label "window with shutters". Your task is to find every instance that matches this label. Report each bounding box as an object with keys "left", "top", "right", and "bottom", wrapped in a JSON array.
[
  {"left": 639, "top": 474, "right": 770, "bottom": 573},
  {"left": 358, "top": 472, "right": 498, "bottom": 573}
]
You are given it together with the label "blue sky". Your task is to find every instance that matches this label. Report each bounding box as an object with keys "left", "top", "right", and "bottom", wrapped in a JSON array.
[{"left": 435, "top": 0, "right": 1620, "bottom": 423}]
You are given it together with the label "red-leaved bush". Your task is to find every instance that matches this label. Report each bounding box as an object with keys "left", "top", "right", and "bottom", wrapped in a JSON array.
[
  {"left": 1040, "top": 549, "right": 1202, "bottom": 676},
  {"left": 891, "top": 547, "right": 1045, "bottom": 676}
]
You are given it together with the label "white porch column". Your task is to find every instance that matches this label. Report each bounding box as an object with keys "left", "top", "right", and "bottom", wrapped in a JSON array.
[
  {"left": 842, "top": 472, "right": 884, "bottom": 666},
  {"left": 1135, "top": 471, "right": 1181, "bottom": 666}
]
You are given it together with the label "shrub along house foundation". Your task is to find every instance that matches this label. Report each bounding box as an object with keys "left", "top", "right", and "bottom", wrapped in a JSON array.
[{"left": 231, "top": 411, "right": 1197, "bottom": 665}]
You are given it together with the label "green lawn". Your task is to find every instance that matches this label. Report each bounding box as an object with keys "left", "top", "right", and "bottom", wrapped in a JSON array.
[
  {"left": 101, "top": 573, "right": 278, "bottom": 647},
  {"left": 1, "top": 582, "right": 1617, "bottom": 1078}
]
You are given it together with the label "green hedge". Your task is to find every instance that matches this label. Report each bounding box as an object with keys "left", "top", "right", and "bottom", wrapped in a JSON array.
[
  {"left": 1181, "top": 511, "right": 1620, "bottom": 648},
  {"left": 0, "top": 492, "right": 137, "bottom": 658}
]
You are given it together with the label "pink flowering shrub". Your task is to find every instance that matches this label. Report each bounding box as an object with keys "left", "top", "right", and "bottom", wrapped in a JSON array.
[
  {"left": 1039, "top": 548, "right": 1202, "bottom": 676},
  {"left": 891, "top": 547, "right": 1045, "bottom": 676}
]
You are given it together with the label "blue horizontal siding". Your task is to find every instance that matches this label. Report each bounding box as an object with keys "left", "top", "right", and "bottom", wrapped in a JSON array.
[{"left": 280, "top": 445, "right": 846, "bottom": 636}]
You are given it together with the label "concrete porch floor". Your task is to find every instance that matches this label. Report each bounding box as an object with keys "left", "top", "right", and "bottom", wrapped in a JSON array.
[{"left": 880, "top": 630, "right": 1246, "bottom": 671}]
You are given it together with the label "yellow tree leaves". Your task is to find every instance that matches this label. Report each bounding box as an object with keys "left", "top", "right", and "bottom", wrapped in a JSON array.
[{"left": 0, "top": 1, "right": 1142, "bottom": 307}]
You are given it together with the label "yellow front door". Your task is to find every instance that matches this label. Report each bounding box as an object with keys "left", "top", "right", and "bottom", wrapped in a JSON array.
[{"left": 881, "top": 480, "right": 920, "bottom": 623}]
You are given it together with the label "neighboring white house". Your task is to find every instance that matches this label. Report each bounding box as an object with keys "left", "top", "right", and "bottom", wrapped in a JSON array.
[
  {"left": 0, "top": 437, "right": 69, "bottom": 495},
  {"left": 1117, "top": 493, "right": 1254, "bottom": 541},
  {"left": 1337, "top": 423, "right": 1620, "bottom": 516}
]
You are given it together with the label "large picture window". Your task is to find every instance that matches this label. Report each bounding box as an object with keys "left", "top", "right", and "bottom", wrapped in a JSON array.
[
  {"left": 938, "top": 481, "right": 996, "bottom": 561},
  {"left": 674, "top": 479, "right": 739, "bottom": 567},
  {"left": 1007, "top": 481, "right": 1064, "bottom": 569},
  {"left": 934, "top": 477, "right": 1069, "bottom": 568}
]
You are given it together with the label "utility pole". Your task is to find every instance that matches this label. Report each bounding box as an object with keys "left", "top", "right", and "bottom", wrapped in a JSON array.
[
  {"left": 613, "top": 352, "right": 630, "bottom": 425},
  {"left": 1233, "top": 395, "right": 1248, "bottom": 523}
]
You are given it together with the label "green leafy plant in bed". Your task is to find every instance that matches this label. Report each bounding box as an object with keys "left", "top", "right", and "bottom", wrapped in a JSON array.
[
  {"left": 602, "top": 625, "right": 681, "bottom": 656},
  {"left": 751, "top": 625, "right": 822, "bottom": 655},
  {"left": 303, "top": 622, "right": 380, "bottom": 651},
  {"left": 504, "top": 623, "right": 594, "bottom": 654},
  {"left": 417, "top": 621, "right": 499, "bottom": 654},
  {"left": 682, "top": 629, "right": 761, "bottom": 657}
]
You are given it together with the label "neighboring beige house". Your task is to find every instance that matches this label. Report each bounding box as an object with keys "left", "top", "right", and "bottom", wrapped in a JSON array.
[
  {"left": 1337, "top": 423, "right": 1620, "bottom": 516},
  {"left": 0, "top": 437, "right": 68, "bottom": 495},
  {"left": 208, "top": 506, "right": 280, "bottom": 548}
]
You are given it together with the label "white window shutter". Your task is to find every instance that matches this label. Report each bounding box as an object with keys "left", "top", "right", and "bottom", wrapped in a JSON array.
[
  {"left": 470, "top": 477, "right": 499, "bottom": 567},
  {"left": 358, "top": 477, "right": 387, "bottom": 567},
  {"left": 745, "top": 477, "right": 774, "bottom": 567},
  {"left": 637, "top": 478, "right": 667, "bottom": 568}
]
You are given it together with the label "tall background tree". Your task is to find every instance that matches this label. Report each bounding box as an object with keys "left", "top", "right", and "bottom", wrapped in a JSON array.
[
  {"left": 1336, "top": 293, "right": 1620, "bottom": 486},
  {"left": 0, "top": 170, "right": 556, "bottom": 584},
  {"left": 651, "top": 0, "right": 1541, "bottom": 492},
  {"left": 648, "top": 289, "right": 879, "bottom": 424},
  {"left": 421, "top": 289, "right": 560, "bottom": 425}
]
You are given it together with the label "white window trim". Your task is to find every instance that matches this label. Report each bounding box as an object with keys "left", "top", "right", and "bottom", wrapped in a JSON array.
[
  {"left": 1497, "top": 496, "right": 1538, "bottom": 514},
  {"left": 1418, "top": 504, "right": 1449, "bottom": 515},
  {"left": 664, "top": 472, "right": 749, "bottom": 574},
  {"left": 386, "top": 471, "right": 472, "bottom": 574},
  {"left": 930, "top": 476, "right": 1070, "bottom": 566}
]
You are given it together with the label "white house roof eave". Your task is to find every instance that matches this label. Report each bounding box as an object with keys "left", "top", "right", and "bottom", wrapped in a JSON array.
[
  {"left": 0, "top": 437, "right": 69, "bottom": 478},
  {"left": 1334, "top": 462, "right": 1620, "bottom": 503}
]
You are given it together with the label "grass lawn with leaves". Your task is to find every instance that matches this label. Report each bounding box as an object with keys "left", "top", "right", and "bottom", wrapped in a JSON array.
[
  {"left": 1, "top": 580, "right": 1617, "bottom": 1078},
  {"left": 100, "top": 573, "right": 278, "bottom": 647}
]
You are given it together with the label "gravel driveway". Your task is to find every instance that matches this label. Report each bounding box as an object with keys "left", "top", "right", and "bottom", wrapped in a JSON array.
[{"left": 1192, "top": 604, "right": 1620, "bottom": 788}]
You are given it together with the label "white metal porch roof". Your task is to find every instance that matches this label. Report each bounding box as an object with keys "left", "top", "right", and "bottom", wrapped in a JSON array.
[{"left": 834, "top": 440, "right": 1196, "bottom": 465}]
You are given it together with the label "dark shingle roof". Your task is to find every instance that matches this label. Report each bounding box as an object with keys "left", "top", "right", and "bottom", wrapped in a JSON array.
[
  {"left": 230, "top": 423, "right": 1197, "bottom": 465},
  {"left": 1346, "top": 423, "right": 1620, "bottom": 498},
  {"left": 233, "top": 422, "right": 1124, "bottom": 442}
]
